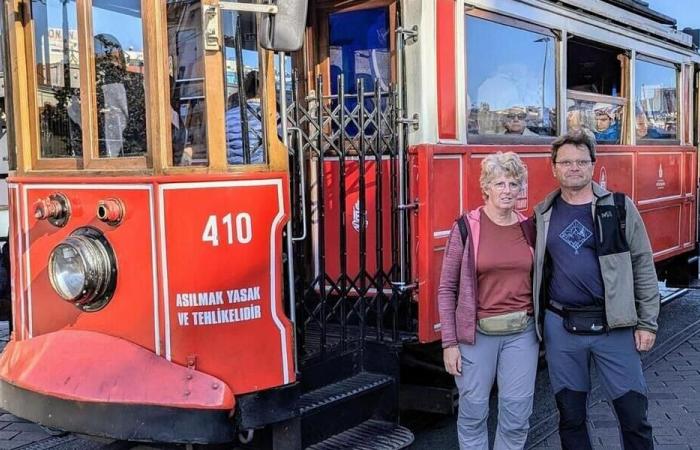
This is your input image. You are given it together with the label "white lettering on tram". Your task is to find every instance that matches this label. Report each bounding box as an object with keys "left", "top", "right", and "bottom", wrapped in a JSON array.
[
  {"left": 174, "top": 286, "right": 262, "bottom": 327},
  {"left": 202, "top": 213, "right": 253, "bottom": 247},
  {"left": 190, "top": 305, "right": 262, "bottom": 326}
]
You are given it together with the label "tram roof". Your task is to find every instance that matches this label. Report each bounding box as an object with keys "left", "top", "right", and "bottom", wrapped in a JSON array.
[{"left": 601, "top": 0, "right": 675, "bottom": 26}]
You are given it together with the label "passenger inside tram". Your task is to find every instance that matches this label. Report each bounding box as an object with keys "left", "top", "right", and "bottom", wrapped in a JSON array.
[
  {"left": 226, "top": 70, "right": 264, "bottom": 165},
  {"left": 500, "top": 106, "right": 537, "bottom": 135},
  {"left": 592, "top": 104, "right": 620, "bottom": 142},
  {"left": 93, "top": 33, "right": 146, "bottom": 157}
]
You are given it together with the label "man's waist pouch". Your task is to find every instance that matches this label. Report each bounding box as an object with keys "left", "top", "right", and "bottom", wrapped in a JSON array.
[
  {"left": 548, "top": 302, "right": 607, "bottom": 335},
  {"left": 477, "top": 310, "right": 531, "bottom": 336}
]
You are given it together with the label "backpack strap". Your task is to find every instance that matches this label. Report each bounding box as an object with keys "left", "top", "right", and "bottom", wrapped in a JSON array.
[
  {"left": 613, "top": 192, "right": 626, "bottom": 234},
  {"left": 456, "top": 215, "right": 469, "bottom": 247}
]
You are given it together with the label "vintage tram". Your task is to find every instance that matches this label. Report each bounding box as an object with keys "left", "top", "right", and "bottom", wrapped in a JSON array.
[{"left": 0, "top": 0, "right": 697, "bottom": 448}]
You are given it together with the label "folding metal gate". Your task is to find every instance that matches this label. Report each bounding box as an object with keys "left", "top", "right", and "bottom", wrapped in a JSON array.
[{"left": 286, "top": 75, "right": 415, "bottom": 362}]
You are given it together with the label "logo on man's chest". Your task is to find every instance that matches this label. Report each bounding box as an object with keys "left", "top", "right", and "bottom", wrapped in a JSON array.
[{"left": 559, "top": 219, "right": 593, "bottom": 254}]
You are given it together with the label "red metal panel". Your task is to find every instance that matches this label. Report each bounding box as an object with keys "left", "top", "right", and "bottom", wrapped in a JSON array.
[
  {"left": 0, "top": 330, "right": 234, "bottom": 409},
  {"left": 322, "top": 159, "right": 393, "bottom": 284},
  {"left": 640, "top": 206, "right": 682, "bottom": 257},
  {"left": 593, "top": 153, "right": 635, "bottom": 197},
  {"left": 432, "top": 156, "right": 463, "bottom": 234},
  {"left": 21, "top": 185, "right": 157, "bottom": 354},
  {"left": 636, "top": 151, "right": 683, "bottom": 202},
  {"left": 161, "top": 177, "right": 294, "bottom": 394},
  {"left": 436, "top": 0, "right": 457, "bottom": 140}
]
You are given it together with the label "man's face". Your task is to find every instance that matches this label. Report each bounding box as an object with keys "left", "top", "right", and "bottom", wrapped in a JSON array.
[
  {"left": 504, "top": 111, "right": 527, "bottom": 134},
  {"left": 594, "top": 111, "right": 612, "bottom": 132},
  {"left": 552, "top": 144, "right": 595, "bottom": 191}
]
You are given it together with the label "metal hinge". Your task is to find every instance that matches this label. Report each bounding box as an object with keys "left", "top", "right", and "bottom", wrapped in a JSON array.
[
  {"left": 396, "top": 25, "right": 419, "bottom": 45},
  {"left": 398, "top": 113, "right": 420, "bottom": 131}
]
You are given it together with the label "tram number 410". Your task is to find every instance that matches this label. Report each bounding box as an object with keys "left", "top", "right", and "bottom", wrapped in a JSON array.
[{"left": 202, "top": 213, "right": 253, "bottom": 246}]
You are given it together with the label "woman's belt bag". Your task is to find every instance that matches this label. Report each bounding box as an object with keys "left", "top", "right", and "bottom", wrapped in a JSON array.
[
  {"left": 550, "top": 303, "right": 607, "bottom": 335},
  {"left": 477, "top": 311, "right": 531, "bottom": 336}
]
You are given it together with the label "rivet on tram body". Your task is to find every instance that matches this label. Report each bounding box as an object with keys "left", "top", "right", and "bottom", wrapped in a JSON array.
[
  {"left": 96, "top": 198, "right": 125, "bottom": 226},
  {"left": 184, "top": 390, "right": 191, "bottom": 396},
  {"left": 212, "top": 382, "right": 219, "bottom": 390},
  {"left": 186, "top": 374, "right": 193, "bottom": 380}
]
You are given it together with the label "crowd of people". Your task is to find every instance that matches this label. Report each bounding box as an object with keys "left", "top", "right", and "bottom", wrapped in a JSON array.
[{"left": 439, "top": 128, "right": 658, "bottom": 450}]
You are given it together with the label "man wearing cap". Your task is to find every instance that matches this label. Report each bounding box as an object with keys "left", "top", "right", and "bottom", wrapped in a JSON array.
[{"left": 592, "top": 104, "right": 620, "bottom": 142}]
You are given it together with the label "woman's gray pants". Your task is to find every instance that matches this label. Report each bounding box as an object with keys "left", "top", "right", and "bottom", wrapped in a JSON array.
[{"left": 455, "top": 323, "right": 539, "bottom": 450}]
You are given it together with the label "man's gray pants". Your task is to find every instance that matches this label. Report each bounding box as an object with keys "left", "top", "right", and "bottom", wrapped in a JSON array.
[{"left": 455, "top": 322, "right": 539, "bottom": 450}]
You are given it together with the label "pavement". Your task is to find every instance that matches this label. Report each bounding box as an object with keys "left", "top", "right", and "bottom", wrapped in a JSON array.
[{"left": 0, "top": 288, "right": 699, "bottom": 449}]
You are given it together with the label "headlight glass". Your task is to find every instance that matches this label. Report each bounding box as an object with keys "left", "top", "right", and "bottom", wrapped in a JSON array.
[
  {"left": 50, "top": 244, "right": 86, "bottom": 300},
  {"left": 48, "top": 227, "right": 117, "bottom": 312}
]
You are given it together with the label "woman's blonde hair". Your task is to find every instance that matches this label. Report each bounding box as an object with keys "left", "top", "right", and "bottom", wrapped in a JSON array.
[{"left": 479, "top": 152, "right": 528, "bottom": 200}]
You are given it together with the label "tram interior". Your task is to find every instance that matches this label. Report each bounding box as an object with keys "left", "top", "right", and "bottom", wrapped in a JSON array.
[{"left": 566, "top": 36, "right": 626, "bottom": 144}]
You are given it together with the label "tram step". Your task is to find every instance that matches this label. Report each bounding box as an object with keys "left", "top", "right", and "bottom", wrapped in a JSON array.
[
  {"left": 299, "top": 371, "right": 393, "bottom": 415},
  {"left": 306, "top": 419, "right": 414, "bottom": 450}
]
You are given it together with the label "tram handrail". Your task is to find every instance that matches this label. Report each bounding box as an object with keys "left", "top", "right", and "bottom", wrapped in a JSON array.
[{"left": 289, "top": 126, "right": 308, "bottom": 242}]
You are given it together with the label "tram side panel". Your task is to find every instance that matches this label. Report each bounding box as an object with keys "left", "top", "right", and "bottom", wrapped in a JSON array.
[{"left": 411, "top": 144, "right": 698, "bottom": 344}]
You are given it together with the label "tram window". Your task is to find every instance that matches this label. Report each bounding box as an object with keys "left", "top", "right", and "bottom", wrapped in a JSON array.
[
  {"left": 31, "top": 0, "right": 82, "bottom": 158},
  {"left": 167, "top": 0, "right": 208, "bottom": 166},
  {"left": 465, "top": 15, "right": 556, "bottom": 142},
  {"left": 635, "top": 59, "right": 678, "bottom": 143},
  {"left": 91, "top": 1, "right": 146, "bottom": 158},
  {"left": 222, "top": 10, "right": 265, "bottom": 165},
  {"left": 566, "top": 37, "right": 626, "bottom": 144}
]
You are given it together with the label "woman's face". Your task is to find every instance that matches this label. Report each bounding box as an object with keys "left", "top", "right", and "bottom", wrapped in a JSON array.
[{"left": 484, "top": 173, "right": 521, "bottom": 211}]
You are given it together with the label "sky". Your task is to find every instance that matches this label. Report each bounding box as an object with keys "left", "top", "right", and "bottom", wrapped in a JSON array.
[{"left": 645, "top": 0, "right": 700, "bottom": 30}]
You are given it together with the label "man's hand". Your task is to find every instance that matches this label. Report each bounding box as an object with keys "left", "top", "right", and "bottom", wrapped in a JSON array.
[
  {"left": 443, "top": 346, "right": 462, "bottom": 376},
  {"left": 635, "top": 329, "right": 656, "bottom": 352}
]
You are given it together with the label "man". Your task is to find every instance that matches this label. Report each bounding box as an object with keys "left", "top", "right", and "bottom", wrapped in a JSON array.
[
  {"left": 501, "top": 107, "right": 537, "bottom": 136},
  {"left": 226, "top": 70, "right": 264, "bottom": 164},
  {"left": 533, "top": 129, "right": 659, "bottom": 450},
  {"left": 592, "top": 104, "right": 620, "bottom": 143}
]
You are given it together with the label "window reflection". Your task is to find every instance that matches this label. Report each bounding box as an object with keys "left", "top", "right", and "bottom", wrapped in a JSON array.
[
  {"left": 32, "top": 0, "right": 81, "bottom": 158},
  {"left": 566, "top": 97, "right": 624, "bottom": 144},
  {"left": 223, "top": 10, "right": 265, "bottom": 165},
  {"left": 466, "top": 16, "right": 556, "bottom": 139},
  {"left": 92, "top": 2, "right": 146, "bottom": 157},
  {"left": 635, "top": 59, "right": 678, "bottom": 141},
  {"left": 167, "top": 0, "right": 207, "bottom": 166}
]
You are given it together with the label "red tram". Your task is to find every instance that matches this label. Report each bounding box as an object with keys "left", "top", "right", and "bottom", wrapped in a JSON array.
[{"left": 0, "top": 0, "right": 696, "bottom": 448}]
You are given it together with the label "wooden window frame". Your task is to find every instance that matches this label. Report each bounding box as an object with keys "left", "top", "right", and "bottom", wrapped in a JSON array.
[{"left": 20, "top": 0, "right": 155, "bottom": 172}]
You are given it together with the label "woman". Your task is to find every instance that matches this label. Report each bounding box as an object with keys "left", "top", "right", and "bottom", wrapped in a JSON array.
[{"left": 438, "top": 152, "right": 538, "bottom": 450}]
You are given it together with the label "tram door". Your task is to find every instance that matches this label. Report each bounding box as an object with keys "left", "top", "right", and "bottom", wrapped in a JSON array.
[{"left": 287, "top": 2, "right": 414, "bottom": 362}]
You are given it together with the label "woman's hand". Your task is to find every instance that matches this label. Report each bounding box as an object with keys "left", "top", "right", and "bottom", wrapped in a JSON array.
[{"left": 443, "top": 346, "right": 462, "bottom": 376}]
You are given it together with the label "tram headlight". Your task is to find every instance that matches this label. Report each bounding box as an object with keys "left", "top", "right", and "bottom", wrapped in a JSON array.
[{"left": 48, "top": 227, "right": 117, "bottom": 312}]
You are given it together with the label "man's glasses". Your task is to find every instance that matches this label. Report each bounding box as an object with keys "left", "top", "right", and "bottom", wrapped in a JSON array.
[
  {"left": 491, "top": 181, "right": 521, "bottom": 192},
  {"left": 554, "top": 160, "right": 593, "bottom": 168},
  {"left": 506, "top": 113, "right": 527, "bottom": 120}
]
